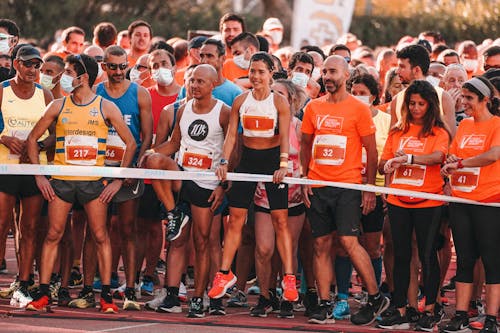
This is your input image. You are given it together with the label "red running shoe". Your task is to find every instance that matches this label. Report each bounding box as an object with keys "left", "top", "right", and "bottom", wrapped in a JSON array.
[
  {"left": 282, "top": 274, "right": 299, "bottom": 302},
  {"left": 208, "top": 271, "right": 237, "bottom": 299},
  {"left": 100, "top": 298, "right": 118, "bottom": 313},
  {"left": 26, "top": 295, "right": 50, "bottom": 311}
]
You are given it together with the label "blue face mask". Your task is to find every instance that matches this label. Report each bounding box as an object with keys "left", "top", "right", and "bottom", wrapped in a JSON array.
[{"left": 60, "top": 73, "right": 80, "bottom": 93}]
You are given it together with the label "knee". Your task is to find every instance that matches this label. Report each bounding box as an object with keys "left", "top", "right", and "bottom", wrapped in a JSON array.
[
  {"left": 119, "top": 220, "right": 136, "bottom": 240},
  {"left": 194, "top": 232, "right": 209, "bottom": 252},
  {"left": 255, "top": 244, "right": 274, "bottom": 262},
  {"left": 339, "top": 236, "right": 360, "bottom": 254},
  {"left": 45, "top": 227, "right": 65, "bottom": 244},
  {"left": 313, "top": 237, "right": 332, "bottom": 257},
  {"left": 92, "top": 228, "right": 109, "bottom": 245},
  {"left": 145, "top": 154, "right": 167, "bottom": 170}
]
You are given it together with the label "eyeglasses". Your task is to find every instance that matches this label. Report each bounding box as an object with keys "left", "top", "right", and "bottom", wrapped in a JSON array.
[
  {"left": 94, "top": 55, "right": 103, "bottom": 63},
  {"left": 74, "top": 54, "right": 88, "bottom": 74},
  {"left": 134, "top": 64, "right": 148, "bottom": 71},
  {"left": 105, "top": 62, "right": 128, "bottom": 70},
  {"left": 20, "top": 60, "right": 42, "bottom": 69}
]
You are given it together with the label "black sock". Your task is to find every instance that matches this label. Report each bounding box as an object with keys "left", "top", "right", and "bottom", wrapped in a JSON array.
[
  {"left": 220, "top": 270, "right": 229, "bottom": 275},
  {"left": 82, "top": 285, "right": 93, "bottom": 294},
  {"left": 330, "top": 284, "right": 336, "bottom": 294},
  {"left": 368, "top": 291, "right": 382, "bottom": 304},
  {"left": 456, "top": 310, "right": 468, "bottom": 318},
  {"left": 167, "top": 286, "right": 179, "bottom": 296},
  {"left": 40, "top": 283, "right": 50, "bottom": 297},
  {"left": 20, "top": 280, "right": 29, "bottom": 289},
  {"left": 101, "top": 286, "right": 112, "bottom": 303}
]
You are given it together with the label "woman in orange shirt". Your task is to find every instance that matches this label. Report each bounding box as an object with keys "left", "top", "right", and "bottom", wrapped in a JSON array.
[
  {"left": 440, "top": 76, "right": 500, "bottom": 333},
  {"left": 378, "top": 80, "right": 451, "bottom": 331}
]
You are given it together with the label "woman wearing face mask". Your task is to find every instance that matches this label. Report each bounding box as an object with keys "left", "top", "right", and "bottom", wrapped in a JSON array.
[
  {"left": 208, "top": 52, "right": 299, "bottom": 309},
  {"left": 325, "top": 74, "right": 391, "bottom": 320},
  {"left": 378, "top": 80, "right": 451, "bottom": 331},
  {"left": 440, "top": 77, "right": 500, "bottom": 333}
]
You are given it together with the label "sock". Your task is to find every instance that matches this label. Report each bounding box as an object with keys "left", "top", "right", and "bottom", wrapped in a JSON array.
[
  {"left": 456, "top": 310, "right": 468, "bottom": 318},
  {"left": 220, "top": 270, "right": 229, "bottom": 275},
  {"left": 40, "top": 283, "right": 50, "bottom": 297},
  {"left": 167, "top": 286, "right": 179, "bottom": 296},
  {"left": 299, "top": 268, "right": 307, "bottom": 294},
  {"left": 371, "top": 257, "right": 383, "bottom": 287},
  {"left": 82, "top": 285, "right": 93, "bottom": 293},
  {"left": 101, "top": 285, "right": 112, "bottom": 303},
  {"left": 335, "top": 256, "right": 353, "bottom": 296},
  {"left": 368, "top": 291, "right": 382, "bottom": 304},
  {"left": 20, "top": 280, "right": 30, "bottom": 289},
  {"left": 269, "top": 288, "right": 277, "bottom": 298},
  {"left": 135, "top": 271, "right": 140, "bottom": 284},
  {"left": 330, "top": 284, "right": 336, "bottom": 294}
]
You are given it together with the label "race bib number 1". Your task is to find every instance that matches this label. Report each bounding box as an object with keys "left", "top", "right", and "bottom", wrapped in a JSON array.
[{"left": 242, "top": 115, "right": 274, "bottom": 131}]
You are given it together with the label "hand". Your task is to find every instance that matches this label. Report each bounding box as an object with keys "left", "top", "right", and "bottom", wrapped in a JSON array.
[
  {"left": 446, "top": 154, "right": 460, "bottom": 164},
  {"left": 447, "top": 88, "right": 462, "bottom": 111},
  {"left": 361, "top": 191, "right": 376, "bottom": 215},
  {"left": 441, "top": 162, "right": 458, "bottom": 177},
  {"left": 443, "top": 181, "right": 452, "bottom": 196},
  {"left": 290, "top": 188, "right": 303, "bottom": 204},
  {"left": 99, "top": 179, "right": 123, "bottom": 203},
  {"left": 35, "top": 175, "right": 55, "bottom": 201},
  {"left": 215, "top": 164, "right": 228, "bottom": 181},
  {"left": 2, "top": 136, "right": 25, "bottom": 155},
  {"left": 273, "top": 167, "right": 287, "bottom": 184},
  {"left": 394, "top": 149, "right": 406, "bottom": 157},
  {"left": 208, "top": 186, "right": 225, "bottom": 212},
  {"left": 384, "top": 156, "right": 406, "bottom": 174},
  {"left": 19, "top": 148, "right": 31, "bottom": 164},
  {"left": 139, "top": 149, "right": 157, "bottom": 168},
  {"left": 301, "top": 184, "right": 313, "bottom": 208}
]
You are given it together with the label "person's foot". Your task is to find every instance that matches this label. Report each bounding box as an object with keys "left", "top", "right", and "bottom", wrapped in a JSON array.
[
  {"left": 478, "top": 318, "right": 498, "bottom": 333},
  {"left": 227, "top": 288, "right": 248, "bottom": 308},
  {"left": 281, "top": 274, "right": 299, "bottom": 302},
  {"left": 123, "top": 288, "right": 140, "bottom": 311},
  {"left": 157, "top": 291, "right": 181, "bottom": 313},
  {"left": 187, "top": 297, "right": 205, "bottom": 318},
  {"left": 57, "top": 287, "right": 72, "bottom": 307},
  {"left": 406, "top": 306, "right": 422, "bottom": 323},
  {"left": 416, "top": 310, "right": 444, "bottom": 332},
  {"left": 308, "top": 300, "right": 335, "bottom": 324},
  {"left": 351, "top": 293, "right": 389, "bottom": 326},
  {"left": 377, "top": 306, "right": 410, "bottom": 330},
  {"left": 333, "top": 298, "right": 351, "bottom": 320},
  {"left": 145, "top": 288, "right": 167, "bottom": 311},
  {"left": 439, "top": 314, "right": 471, "bottom": 333},
  {"left": 10, "top": 286, "right": 33, "bottom": 308},
  {"left": 165, "top": 208, "right": 190, "bottom": 241},
  {"left": 68, "top": 288, "right": 96, "bottom": 308},
  {"left": 26, "top": 295, "right": 50, "bottom": 311},
  {"left": 100, "top": 298, "right": 118, "bottom": 313},
  {"left": 69, "top": 267, "right": 83, "bottom": 288},
  {"left": 278, "top": 300, "right": 294, "bottom": 319},
  {"left": 304, "top": 288, "right": 318, "bottom": 317},
  {"left": 140, "top": 278, "right": 154, "bottom": 296},
  {"left": 208, "top": 297, "right": 226, "bottom": 316},
  {"left": 250, "top": 295, "right": 273, "bottom": 318},
  {"left": 207, "top": 271, "right": 237, "bottom": 299}
]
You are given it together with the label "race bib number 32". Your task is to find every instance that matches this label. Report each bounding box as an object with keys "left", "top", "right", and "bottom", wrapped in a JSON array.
[{"left": 312, "top": 134, "right": 347, "bottom": 166}]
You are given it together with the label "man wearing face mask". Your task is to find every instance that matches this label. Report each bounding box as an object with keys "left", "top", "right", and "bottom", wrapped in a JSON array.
[
  {"left": 262, "top": 17, "right": 284, "bottom": 54},
  {"left": 288, "top": 52, "right": 320, "bottom": 99},
  {"left": 0, "top": 45, "right": 54, "bottom": 309},
  {"left": 40, "top": 55, "right": 64, "bottom": 99},
  {"left": 222, "top": 32, "right": 259, "bottom": 84},
  {"left": 91, "top": 45, "right": 152, "bottom": 311},
  {"left": 457, "top": 40, "right": 479, "bottom": 79},
  {"left": 0, "top": 19, "right": 20, "bottom": 81}
]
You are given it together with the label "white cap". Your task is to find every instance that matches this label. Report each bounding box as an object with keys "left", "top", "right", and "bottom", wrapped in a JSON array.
[{"left": 263, "top": 17, "right": 283, "bottom": 31}]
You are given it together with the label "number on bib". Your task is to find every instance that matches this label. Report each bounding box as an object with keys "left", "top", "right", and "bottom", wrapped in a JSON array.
[
  {"left": 105, "top": 146, "right": 125, "bottom": 164},
  {"left": 450, "top": 167, "right": 480, "bottom": 193},
  {"left": 182, "top": 152, "right": 212, "bottom": 170},
  {"left": 242, "top": 115, "right": 274, "bottom": 131},
  {"left": 392, "top": 164, "right": 426, "bottom": 186}
]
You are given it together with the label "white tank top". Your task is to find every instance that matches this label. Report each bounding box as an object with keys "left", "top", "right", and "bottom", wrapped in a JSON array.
[
  {"left": 239, "top": 91, "right": 278, "bottom": 138},
  {"left": 178, "top": 99, "right": 224, "bottom": 190}
]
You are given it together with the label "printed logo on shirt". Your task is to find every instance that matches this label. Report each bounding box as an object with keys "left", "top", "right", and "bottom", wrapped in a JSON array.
[
  {"left": 188, "top": 119, "right": 209, "bottom": 141},
  {"left": 89, "top": 107, "right": 99, "bottom": 117},
  {"left": 316, "top": 115, "right": 343, "bottom": 132},
  {"left": 459, "top": 135, "right": 485, "bottom": 150},
  {"left": 399, "top": 136, "right": 426, "bottom": 153}
]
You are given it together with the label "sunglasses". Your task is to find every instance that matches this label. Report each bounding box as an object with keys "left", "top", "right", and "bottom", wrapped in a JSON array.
[
  {"left": 21, "top": 60, "right": 42, "bottom": 69},
  {"left": 105, "top": 62, "right": 128, "bottom": 70},
  {"left": 94, "top": 55, "right": 103, "bottom": 63}
]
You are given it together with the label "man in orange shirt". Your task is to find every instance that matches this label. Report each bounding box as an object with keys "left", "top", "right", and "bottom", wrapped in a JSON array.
[
  {"left": 51, "top": 26, "right": 85, "bottom": 60},
  {"left": 219, "top": 13, "right": 245, "bottom": 59},
  {"left": 301, "top": 55, "right": 388, "bottom": 325},
  {"left": 222, "top": 32, "right": 259, "bottom": 87},
  {"left": 127, "top": 20, "right": 152, "bottom": 68}
]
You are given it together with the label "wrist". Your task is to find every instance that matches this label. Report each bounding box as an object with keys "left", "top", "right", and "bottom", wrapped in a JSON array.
[
  {"left": 457, "top": 158, "right": 464, "bottom": 169},
  {"left": 219, "top": 158, "right": 228, "bottom": 166},
  {"left": 406, "top": 153, "right": 413, "bottom": 164},
  {"left": 146, "top": 148, "right": 155, "bottom": 154},
  {"left": 279, "top": 161, "right": 288, "bottom": 168}
]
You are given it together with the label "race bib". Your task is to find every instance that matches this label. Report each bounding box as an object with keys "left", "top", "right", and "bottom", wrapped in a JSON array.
[
  {"left": 392, "top": 164, "right": 426, "bottom": 187},
  {"left": 181, "top": 148, "right": 213, "bottom": 170},
  {"left": 312, "top": 134, "right": 347, "bottom": 166},
  {"left": 65, "top": 135, "right": 98, "bottom": 166},
  {"left": 242, "top": 115, "right": 274, "bottom": 131},
  {"left": 105, "top": 133, "right": 126, "bottom": 166},
  {"left": 450, "top": 167, "right": 480, "bottom": 193}
]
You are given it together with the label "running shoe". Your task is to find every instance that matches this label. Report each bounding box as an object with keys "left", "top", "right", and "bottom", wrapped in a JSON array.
[
  {"left": 179, "top": 282, "right": 187, "bottom": 302},
  {"left": 187, "top": 297, "right": 205, "bottom": 318},
  {"left": 157, "top": 292, "right": 182, "bottom": 313},
  {"left": 227, "top": 288, "right": 248, "bottom": 307},
  {"left": 333, "top": 298, "right": 351, "bottom": 320},
  {"left": 140, "top": 279, "right": 154, "bottom": 296},
  {"left": 10, "top": 287, "right": 33, "bottom": 308},
  {"left": 269, "top": 289, "right": 281, "bottom": 313},
  {"left": 26, "top": 295, "right": 50, "bottom": 312},
  {"left": 165, "top": 208, "right": 190, "bottom": 241},
  {"left": 93, "top": 277, "right": 102, "bottom": 292},
  {"left": 278, "top": 300, "right": 294, "bottom": 319},
  {"left": 416, "top": 309, "right": 444, "bottom": 332},
  {"left": 353, "top": 290, "right": 368, "bottom": 305},
  {"left": 351, "top": 293, "right": 390, "bottom": 326},
  {"left": 281, "top": 274, "right": 299, "bottom": 302},
  {"left": 377, "top": 306, "right": 410, "bottom": 330},
  {"left": 69, "top": 267, "right": 83, "bottom": 288},
  {"left": 208, "top": 297, "right": 226, "bottom": 315},
  {"left": 308, "top": 300, "right": 335, "bottom": 324},
  {"left": 407, "top": 306, "right": 422, "bottom": 323},
  {"left": 123, "top": 288, "right": 140, "bottom": 311},
  {"left": 441, "top": 277, "right": 456, "bottom": 292},
  {"left": 440, "top": 314, "right": 471, "bottom": 333},
  {"left": 248, "top": 281, "right": 260, "bottom": 295},
  {"left": 68, "top": 288, "right": 96, "bottom": 308},
  {"left": 100, "top": 298, "right": 118, "bottom": 313},
  {"left": 113, "top": 282, "right": 141, "bottom": 300},
  {"left": 57, "top": 287, "right": 72, "bottom": 307},
  {"left": 208, "top": 271, "right": 237, "bottom": 299},
  {"left": 470, "top": 317, "right": 485, "bottom": 330},
  {"left": 468, "top": 299, "right": 485, "bottom": 320},
  {"left": 145, "top": 288, "right": 167, "bottom": 311},
  {"left": 156, "top": 259, "right": 166, "bottom": 274},
  {"left": 304, "top": 288, "right": 319, "bottom": 317},
  {"left": 250, "top": 295, "right": 273, "bottom": 317},
  {"left": 0, "top": 279, "right": 19, "bottom": 299},
  {"left": 49, "top": 275, "right": 61, "bottom": 301},
  {"left": 479, "top": 318, "right": 498, "bottom": 333}
]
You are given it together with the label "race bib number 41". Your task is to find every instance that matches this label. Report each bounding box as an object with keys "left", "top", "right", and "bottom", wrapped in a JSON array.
[
  {"left": 450, "top": 167, "right": 480, "bottom": 193},
  {"left": 312, "top": 134, "right": 347, "bottom": 166}
]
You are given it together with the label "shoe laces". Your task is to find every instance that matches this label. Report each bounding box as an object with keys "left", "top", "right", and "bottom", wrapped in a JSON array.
[
  {"left": 214, "top": 272, "right": 229, "bottom": 287},
  {"left": 282, "top": 275, "right": 296, "bottom": 289}
]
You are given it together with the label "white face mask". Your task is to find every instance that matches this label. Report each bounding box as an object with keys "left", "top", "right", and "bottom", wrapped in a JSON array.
[
  {"left": 152, "top": 67, "right": 173, "bottom": 86},
  {"left": 462, "top": 59, "right": 478, "bottom": 72},
  {"left": 291, "top": 72, "right": 309, "bottom": 88},
  {"left": 0, "top": 34, "right": 11, "bottom": 54},
  {"left": 426, "top": 75, "right": 441, "bottom": 87},
  {"left": 354, "top": 95, "right": 371, "bottom": 105},
  {"left": 311, "top": 67, "right": 321, "bottom": 81},
  {"left": 233, "top": 54, "right": 250, "bottom": 70},
  {"left": 60, "top": 73, "right": 77, "bottom": 93},
  {"left": 269, "top": 31, "right": 283, "bottom": 45},
  {"left": 130, "top": 67, "right": 142, "bottom": 82},
  {"left": 39, "top": 73, "right": 57, "bottom": 90}
]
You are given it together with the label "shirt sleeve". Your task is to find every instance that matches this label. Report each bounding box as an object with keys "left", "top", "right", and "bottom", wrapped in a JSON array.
[
  {"left": 380, "top": 131, "right": 395, "bottom": 161},
  {"left": 356, "top": 104, "right": 376, "bottom": 137},
  {"left": 301, "top": 100, "right": 315, "bottom": 135}
]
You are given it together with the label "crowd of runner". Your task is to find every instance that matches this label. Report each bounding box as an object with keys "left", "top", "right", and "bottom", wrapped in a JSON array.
[{"left": 0, "top": 13, "right": 499, "bottom": 332}]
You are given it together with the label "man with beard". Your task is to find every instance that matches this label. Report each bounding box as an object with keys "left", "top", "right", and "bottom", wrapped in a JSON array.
[
  {"left": 300, "top": 55, "right": 389, "bottom": 325},
  {"left": 219, "top": 13, "right": 245, "bottom": 59},
  {"left": 127, "top": 20, "right": 152, "bottom": 68}
]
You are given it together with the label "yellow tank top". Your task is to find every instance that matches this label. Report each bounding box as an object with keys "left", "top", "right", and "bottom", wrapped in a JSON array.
[
  {"left": 0, "top": 81, "right": 48, "bottom": 164},
  {"left": 394, "top": 85, "right": 444, "bottom": 123},
  {"left": 54, "top": 95, "right": 108, "bottom": 181}
]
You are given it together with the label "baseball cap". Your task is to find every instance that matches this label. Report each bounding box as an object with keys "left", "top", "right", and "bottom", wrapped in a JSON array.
[
  {"left": 263, "top": 18, "right": 283, "bottom": 31},
  {"left": 16, "top": 45, "right": 43, "bottom": 62},
  {"left": 188, "top": 36, "right": 208, "bottom": 50}
]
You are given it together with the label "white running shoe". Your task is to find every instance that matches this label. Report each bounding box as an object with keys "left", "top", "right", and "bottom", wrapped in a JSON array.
[
  {"left": 11, "top": 288, "right": 33, "bottom": 308},
  {"left": 145, "top": 288, "right": 167, "bottom": 311}
]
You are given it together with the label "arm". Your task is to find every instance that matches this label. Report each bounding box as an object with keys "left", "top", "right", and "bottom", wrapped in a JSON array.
[
  {"left": 300, "top": 132, "right": 314, "bottom": 208},
  {"left": 136, "top": 86, "right": 153, "bottom": 161},
  {"left": 150, "top": 106, "right": 184, "bottom": 157},
  {"left": 389, "top": 98, "right": 398, "bottom": 128},
  {"left": 441, "top": 90, "right": 457, "bottom": 138},
  {"left": 441, "top": 146, "right": 500, "bottom": 177},
  {"left": 274, "top": 92, "right": 291, "bottom": 183},
  {"left": 153, "top": 104, "right": 174, "bottom": 147},
  {"left": 361, "top": 134, "right": 377, "bottom": 185}
]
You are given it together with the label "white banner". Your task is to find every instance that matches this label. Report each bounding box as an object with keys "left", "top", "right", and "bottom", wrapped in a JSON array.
[{"left": 291, "top": 0, "right": 356, "bottom": 50}]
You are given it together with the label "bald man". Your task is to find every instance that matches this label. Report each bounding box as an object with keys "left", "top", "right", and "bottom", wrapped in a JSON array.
[
  {"left": 142, "top": 64, "right": 231, "bottom": 318},
  {"left": 84, "top": 45, "right": 106, "bottom": 85}
]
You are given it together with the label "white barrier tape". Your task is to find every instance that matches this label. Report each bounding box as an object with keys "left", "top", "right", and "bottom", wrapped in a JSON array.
[{"left": 1, "top": 164, "right": 499, "bottom": 207}]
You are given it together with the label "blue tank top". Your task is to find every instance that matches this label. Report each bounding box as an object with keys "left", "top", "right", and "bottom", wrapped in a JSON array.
[{"left": 96, "top": 82, "right": 141, "bottom": 163}]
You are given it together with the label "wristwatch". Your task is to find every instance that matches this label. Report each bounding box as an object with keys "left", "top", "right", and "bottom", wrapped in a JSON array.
[
  {"left": 37, "top": 141, "right": 45, "bottom": 151},
  {"left": 219, "top": 158, "right": 228, "bottom": 165}
]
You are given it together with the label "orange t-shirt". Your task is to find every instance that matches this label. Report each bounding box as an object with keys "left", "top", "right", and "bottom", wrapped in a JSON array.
[
  {"left": 301, "top": 94, "right": 376, "bottom": 185},
  {"left": 381, "top": 124, "right": 449, "bottom": 208},
  {"left": 449, "top": 117, "right": 500, "bottom": 202},
  {"left": 222, "top": 59, "right": 249, "bottom": 82},
  {"left": 175, "top": 67, "right": 186, "bottom": 86},
  {"left": 377, "top": 102, "right": 390, "bottom": 113}
]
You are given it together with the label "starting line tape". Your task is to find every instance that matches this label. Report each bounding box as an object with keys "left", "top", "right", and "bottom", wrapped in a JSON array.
[{"left": 0, "top": 164, "right": 499, "bottom": 207}]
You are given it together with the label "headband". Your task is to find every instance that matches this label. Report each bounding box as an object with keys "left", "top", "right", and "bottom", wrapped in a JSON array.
[{"left": 466, "top": 77, "right": 491, "bottom": 97}]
